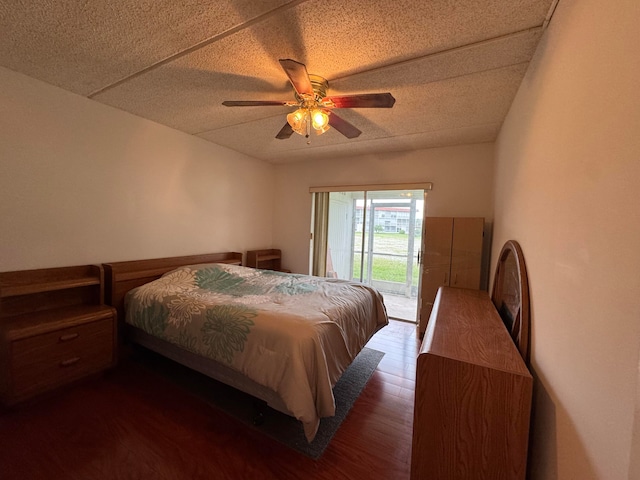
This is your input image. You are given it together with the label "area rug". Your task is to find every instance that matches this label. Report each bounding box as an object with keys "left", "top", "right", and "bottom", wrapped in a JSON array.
[{"left": 132, "top": 347, "right": 384, "bottom": 459}]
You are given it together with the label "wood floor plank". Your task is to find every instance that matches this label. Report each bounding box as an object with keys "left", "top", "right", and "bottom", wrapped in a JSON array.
[{"left": 0, "top": 320, "right": 420, "bottom": 480}]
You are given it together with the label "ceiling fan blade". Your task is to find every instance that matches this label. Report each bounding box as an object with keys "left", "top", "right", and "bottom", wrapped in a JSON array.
[
  {"left": 329, "top": 112, "right": 362, "bottom": 139},
  {"left": 222, "top": 100, "right": 290, "bottom": 107},
  {"left": 322, "top": 93, "right": 396, "bottom": 108},
  {"left": 275, "top": 122, "right": 294, "bottom": 140},
  {"left": 279, "top": 59, "right": 314, "bottom": 97}
]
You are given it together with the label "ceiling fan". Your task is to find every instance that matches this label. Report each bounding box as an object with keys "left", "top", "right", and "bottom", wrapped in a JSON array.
[{"left": 222, "top": 59, "right": 395, "bottom": 140}]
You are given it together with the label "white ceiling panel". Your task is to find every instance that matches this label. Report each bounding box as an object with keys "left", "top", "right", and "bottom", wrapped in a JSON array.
[
  {"left": 0, "top": 0, "right": 557, "bottom": 162},
  {"left": 0, "top": 0, "right": 293, "bottom": 95}
]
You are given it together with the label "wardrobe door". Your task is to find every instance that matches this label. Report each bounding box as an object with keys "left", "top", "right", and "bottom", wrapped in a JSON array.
[
  {"left": 418, "top": 217, "right": 453, "bottom": 336},
  {"left": 418, "top": 217, "right": 484, "bottom": 336},
  {"left": 450, "top": 217, "right": 484, "bottom": 289}
]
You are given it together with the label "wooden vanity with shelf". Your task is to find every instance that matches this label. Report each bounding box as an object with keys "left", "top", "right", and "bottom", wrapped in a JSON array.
[{"left": 0, "top": 265, "right": 117, "bottom": 406}]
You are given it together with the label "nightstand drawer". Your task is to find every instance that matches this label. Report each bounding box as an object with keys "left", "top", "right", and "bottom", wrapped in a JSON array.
[{"left": 9, "top": 317, "right": 115, "bottom": 399}]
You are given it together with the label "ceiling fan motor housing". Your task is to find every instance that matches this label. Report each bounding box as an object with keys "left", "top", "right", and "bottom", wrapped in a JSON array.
[{"left": 294, "top": 74, "right": 329, "bottom": 104}]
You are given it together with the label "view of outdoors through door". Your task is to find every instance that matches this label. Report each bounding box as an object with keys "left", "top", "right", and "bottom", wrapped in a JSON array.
[{"left": 325, "top": 189, "right": 424, "bottom": 322}]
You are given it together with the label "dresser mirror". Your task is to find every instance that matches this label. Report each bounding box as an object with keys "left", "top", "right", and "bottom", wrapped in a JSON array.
[{"left": 491, "top": 240, "right": 530, "bottom": 363}]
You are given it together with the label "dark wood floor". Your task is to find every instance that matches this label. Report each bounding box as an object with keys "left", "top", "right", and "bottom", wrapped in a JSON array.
[{"left": 0, "top": 320, "right": 420, "bottom": 480}]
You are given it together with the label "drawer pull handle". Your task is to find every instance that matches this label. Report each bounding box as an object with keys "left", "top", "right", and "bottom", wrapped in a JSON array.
[
  {"left": 60, "top": 357, "right": 81, "bottom": 367},
  {"left": 59, "top": 333, "right": 79, "bottom": 342}
]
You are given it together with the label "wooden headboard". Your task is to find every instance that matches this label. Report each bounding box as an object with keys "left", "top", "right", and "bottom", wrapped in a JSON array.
[
  {"left": 491, "top": 240, "right": 530, "bottom": 364},
  {"left": 103, "top": 252, "right": 242, "bottom": 321}
]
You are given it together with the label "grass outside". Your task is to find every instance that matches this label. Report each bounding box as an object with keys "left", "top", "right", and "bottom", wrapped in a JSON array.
[
  {"left": 354, "top": 254, "right": 420, "bottom": 284},
  {"left": 352, "top": 232, "right": 421, "bottom": 284}
]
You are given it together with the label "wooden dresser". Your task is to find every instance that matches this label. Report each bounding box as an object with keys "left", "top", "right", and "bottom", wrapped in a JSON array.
[
  {"left": 411, "top": 287, "right": 532, "bottom": 479},
  {"left": 0, "top": 265, "right": 117, "bottom": 406}
]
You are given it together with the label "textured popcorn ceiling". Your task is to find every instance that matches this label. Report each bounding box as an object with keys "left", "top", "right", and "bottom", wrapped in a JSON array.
[{"left": 0, "top": 0, "right": 557, "bottom": 163}]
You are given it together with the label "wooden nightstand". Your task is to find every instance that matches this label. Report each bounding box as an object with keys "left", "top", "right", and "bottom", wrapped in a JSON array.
[
  {"left": 246, "top": 249, "right": 290, "bottom": 272},
  {"left": 0, "top": 265, "right": 117, "bottom": 406}
]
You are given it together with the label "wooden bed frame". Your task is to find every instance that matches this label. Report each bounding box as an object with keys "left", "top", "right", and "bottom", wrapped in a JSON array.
[
  {"left": 102, "top": 251, "right": 294, "bottom": 417},
  {"left": 103, "top": 251, "right": 243, "bottom": 322}
]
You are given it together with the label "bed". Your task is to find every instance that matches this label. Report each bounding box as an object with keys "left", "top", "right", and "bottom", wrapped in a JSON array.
[{"left": 103, "top": 252, "right": 388, "bottom": 441}]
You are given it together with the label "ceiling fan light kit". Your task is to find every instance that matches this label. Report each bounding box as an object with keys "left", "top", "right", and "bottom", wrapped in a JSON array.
[
  {"left": 222, "top": 59, "right": 395, "bottom": 142},
  {"left": 287, "top": 107, "right": 330, "bottom": 137}
]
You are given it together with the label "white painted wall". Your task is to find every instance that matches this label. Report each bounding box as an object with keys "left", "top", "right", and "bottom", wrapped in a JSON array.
[
  {"left": 272, "top": 143, "right": 495, "bottom": 274},
  {"left": 493, "top": 0, "right": 640, "bottom": 478},
  {"left": 0, "top": 67, "right": 275, "bottom": 271}
]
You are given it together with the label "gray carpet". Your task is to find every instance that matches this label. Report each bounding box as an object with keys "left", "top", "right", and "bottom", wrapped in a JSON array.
[{"left": 133, "top": 346, "right": 384, "bottom": 459}]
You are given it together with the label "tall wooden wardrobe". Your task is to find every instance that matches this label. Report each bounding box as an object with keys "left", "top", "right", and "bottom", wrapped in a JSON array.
[{"left": 418, "top": 217, "right": 484, "bottom": 336}]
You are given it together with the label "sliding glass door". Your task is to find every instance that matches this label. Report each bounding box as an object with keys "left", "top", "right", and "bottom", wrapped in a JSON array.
[{"left": 314, "top": 187, "right": 427, "bottom": 322}]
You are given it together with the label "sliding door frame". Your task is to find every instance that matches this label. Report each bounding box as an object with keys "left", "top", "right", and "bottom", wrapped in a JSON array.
[
  {"left": 310, "top": 183, "right": 433, "bottom": 322},
  {"left": 310, "top": 183, "right": 433, "bottom": 276},
  {"left": 309, "top": 183, "right": 433, "bottom": 194}
]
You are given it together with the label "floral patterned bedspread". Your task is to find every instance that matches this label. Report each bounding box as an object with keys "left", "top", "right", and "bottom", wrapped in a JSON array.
[{"left": 124, "top": 263, "right": 388, "bottom": 441}]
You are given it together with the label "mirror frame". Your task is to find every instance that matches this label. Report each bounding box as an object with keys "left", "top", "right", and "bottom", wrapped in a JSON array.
[{"left": 491, "top": 240, "right": 530, "bottom": 364}]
